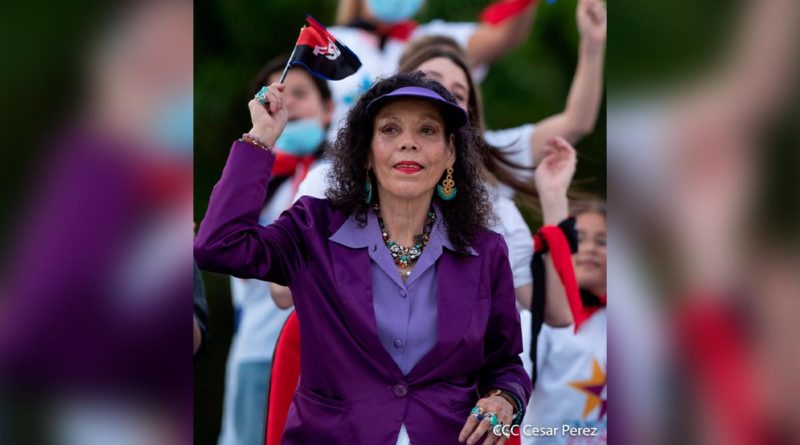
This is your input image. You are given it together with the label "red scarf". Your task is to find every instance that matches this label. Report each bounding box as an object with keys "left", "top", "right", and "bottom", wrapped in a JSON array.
[
  {"left": 376, "top": 20, "right": 418, "bottom": 41},
  {"left": 534, "top": 225, "right": 605, "bottom": 332},
  {"left": 272, "top": 151, "right": 315, "bottom": 192}
]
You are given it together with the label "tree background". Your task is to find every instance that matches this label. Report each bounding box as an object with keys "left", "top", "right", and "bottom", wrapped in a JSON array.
[{"left": 193, "top": 0, "right": 606, "bottom": 442}]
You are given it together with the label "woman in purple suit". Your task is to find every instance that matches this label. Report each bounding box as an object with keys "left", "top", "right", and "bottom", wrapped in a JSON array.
[{"left": 195, "top": 72, "right": 530, "bottom": 445}]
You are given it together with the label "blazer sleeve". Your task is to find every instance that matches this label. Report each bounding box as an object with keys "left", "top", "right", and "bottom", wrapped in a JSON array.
[
  {"left": 478, "top": 234, "right": 533, "bottom": 420},
  {"left": 194, "top": 141, "right": 311, "bottom": 285}
]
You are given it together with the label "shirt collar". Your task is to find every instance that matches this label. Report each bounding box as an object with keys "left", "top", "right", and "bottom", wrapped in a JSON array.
[
  {"left": 330, "top": 204, "right": 478, "bottom": 257},
  {"left": 329, "top": 210, "right": 376, "bottom": 249}
]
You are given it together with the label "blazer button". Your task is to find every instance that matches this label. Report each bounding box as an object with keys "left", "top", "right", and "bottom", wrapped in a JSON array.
[
  {"left": 399, "top": 289, "right": 407, "bottom": 298},
  {"left": 393, "top": 384, "right": 408, "bottom": 397},
  {"left": 393, "top": 338, "right": 403, "bottom": 348}
]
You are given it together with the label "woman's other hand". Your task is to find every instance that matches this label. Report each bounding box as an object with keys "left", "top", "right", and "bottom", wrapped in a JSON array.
[
  {"left": 458, "top": 394, "right": 515, "bottom": 445},
  {"left": 247, "top": 82, "right": 288, "bottom": 146}
]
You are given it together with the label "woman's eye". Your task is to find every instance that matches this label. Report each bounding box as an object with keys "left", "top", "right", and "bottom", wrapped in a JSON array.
[
  {"left": 596, "top": 238, "right": 607, "bottom": 247},
  {"left": 380, "top": 125, "right": 398, "bottom": 134},
  {"left": 420, "top": 126, "right": 437, "bottom": 135}
]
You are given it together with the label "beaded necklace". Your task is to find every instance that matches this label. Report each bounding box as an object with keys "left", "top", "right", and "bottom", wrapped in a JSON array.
[{"left": 373, "top": 203, "right": 436, "bottom": 269}]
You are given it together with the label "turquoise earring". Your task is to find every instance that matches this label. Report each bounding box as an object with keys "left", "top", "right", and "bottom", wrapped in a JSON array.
[
  {"left": 436, "top": 167, "right": 457, "bottom": 201},
  {"left": 364, "top": 174, "right": 373, "bottom": 203}
]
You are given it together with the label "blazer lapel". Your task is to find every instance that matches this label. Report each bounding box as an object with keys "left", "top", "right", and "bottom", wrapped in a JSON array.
[
  {"left": 407, "top": 250, "right": 481, "bottom": 381},
  {"left": 328, "top": 213, "right": 404, "bottom": 379}
]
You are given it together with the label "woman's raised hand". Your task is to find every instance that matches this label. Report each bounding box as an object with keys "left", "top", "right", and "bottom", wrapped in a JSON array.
[{"left": 247, "top": 82, "right": 288, "bottom": 146}]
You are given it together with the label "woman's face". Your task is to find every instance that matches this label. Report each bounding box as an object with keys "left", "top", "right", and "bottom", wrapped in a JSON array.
[
  {"left": 415, "top": 57, "right": 470, "bottom": 111},
  {"left": 268, "top": 69, "right": 331, "bottom": 124},
  {"left": 574, "top": 211, "right": 607, "bottom": 293},
  {"left": 368, "top": 98, "right": 455, "bottom": 203}
]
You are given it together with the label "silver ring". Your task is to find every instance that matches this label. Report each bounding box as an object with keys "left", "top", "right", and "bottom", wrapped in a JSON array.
[{"left": 482, "top": 412, "right": 499, "bottom": 427}]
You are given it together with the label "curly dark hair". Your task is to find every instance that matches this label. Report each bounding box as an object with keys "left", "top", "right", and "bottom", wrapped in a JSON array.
[{"left": 325, "top": 72, "right": 493, "bottom": 253}]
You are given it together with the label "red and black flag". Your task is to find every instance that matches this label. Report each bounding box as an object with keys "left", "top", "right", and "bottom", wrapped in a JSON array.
[{"left": 284, "top": 15, "right": 362, "bottom": 81}]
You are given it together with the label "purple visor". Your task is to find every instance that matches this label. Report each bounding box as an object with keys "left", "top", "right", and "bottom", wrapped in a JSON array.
[{"left": 366, "top": 86, "right": 468, "bottom": 129}]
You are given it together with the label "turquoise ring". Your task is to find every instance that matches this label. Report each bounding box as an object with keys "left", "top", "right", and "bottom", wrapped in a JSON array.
[
  {"left": 255, "top": 86, "right": 269, "bottom": 105},
  {"left": 470, "top": 406, "right": 484, "bottom": 420}
]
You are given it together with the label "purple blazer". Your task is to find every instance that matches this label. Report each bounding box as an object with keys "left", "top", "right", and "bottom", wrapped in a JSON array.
[{"left": 195, "top": 141, "right": 531, "bottom": 445}]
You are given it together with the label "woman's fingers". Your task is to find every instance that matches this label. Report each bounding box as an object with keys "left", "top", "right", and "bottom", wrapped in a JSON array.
[
  {"left": 481, "top": 428, "right": 499, "bottom": 445},
  {"left": 248, "top": 98, "right": 262, "bottom": 114},
  {"left": 459, "top": 415, "right": 480, "bottom": 442},
  {"left": 466, "top": 417, "right": 492, "bottom": 445},
  {"left": 460, "top": 396, "right": 516, "bottom": 445},
  {"left": 266, "top": 83, "right": 282, "bottom": 114}
]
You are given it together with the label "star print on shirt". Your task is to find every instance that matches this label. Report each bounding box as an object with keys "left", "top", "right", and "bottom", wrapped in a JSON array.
[{"left": 568, "top": 358, "right": 607, "bottom": 419}]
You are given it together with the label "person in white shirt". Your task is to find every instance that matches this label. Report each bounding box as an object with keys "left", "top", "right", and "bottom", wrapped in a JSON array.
[
  {"left": 522, "top": 200, "right": 607, "bottom": 445},
  {"left": 324, "top": 0, "right": 539, "bottom": 142}
]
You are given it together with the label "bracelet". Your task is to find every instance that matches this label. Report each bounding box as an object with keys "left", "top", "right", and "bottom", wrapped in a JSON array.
[
  {"left": 485, "top": 389, "right": 522, "bottom": 421},
  {"left": 240, "top": 133, "right": 273, "bottom": 152}
]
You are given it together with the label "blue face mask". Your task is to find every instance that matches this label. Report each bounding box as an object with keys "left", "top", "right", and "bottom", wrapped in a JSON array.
[
  {"left": 151, "top": 92, "right": 193, "bottom": 156},
  {"left": 367, "top": 0, "right": 424, "bottom": 24},
  {"left": 275, "top": 119, "right": 326, "bottom": 156}
]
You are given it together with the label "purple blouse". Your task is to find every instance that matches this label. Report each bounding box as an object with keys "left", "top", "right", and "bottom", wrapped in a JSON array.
[{"left": 330, "top": 207, "right": 478, "bottom": 375}]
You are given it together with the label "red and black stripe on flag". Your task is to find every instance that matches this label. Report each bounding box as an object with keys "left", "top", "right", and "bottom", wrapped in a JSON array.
[{"left": 288, "top": 15, "right": 362, "bottom": 81}]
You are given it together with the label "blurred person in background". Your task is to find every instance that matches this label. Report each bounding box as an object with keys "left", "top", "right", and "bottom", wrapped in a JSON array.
[
  {"left": 403, "top": 0, "right": 606, "bottom": 184},
  {"left": 300, "top": 0, "right": 605, "bottom": 201},
  {"left": 195, "top": 72, "right": 531, "bottom": 445},
  {"left": 323, "top": 0, "right": 539, "bottom": 141},
  {"left": 523, "top": 199, "right": 607, "bottom": 444},
  {"left": 0, "top": 0, "right": 193, "bottom": 444},
  {"left": 216, "top": 56, "right": 332, "bottom": 445}
]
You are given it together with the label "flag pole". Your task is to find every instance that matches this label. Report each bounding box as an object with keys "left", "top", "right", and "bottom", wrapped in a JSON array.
[{"left": 279, "top": 29, "right": 302, "bottom": 83}]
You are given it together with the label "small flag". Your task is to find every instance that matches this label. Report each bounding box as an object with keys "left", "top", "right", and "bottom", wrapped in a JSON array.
[{"left": 284, "top": 15, "right": 362, "bottom": 81}]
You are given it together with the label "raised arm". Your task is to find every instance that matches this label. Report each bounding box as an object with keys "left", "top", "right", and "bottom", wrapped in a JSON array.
[
  {"left": 194, "top": 83, "right": 307, "bottom": 284},
  {"left": 529, "top": 0, "right": 605, "bottom": 165},
  {"left": 534, "top": 137, "right": 577, "bottom": 327},
  {"left": 467, "top": 0, "right": 538, "bottom": 67}
]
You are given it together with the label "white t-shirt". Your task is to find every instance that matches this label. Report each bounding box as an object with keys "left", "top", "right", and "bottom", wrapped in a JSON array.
[
  {"left": 521, "top": 310, "right": 608, "bottom": 445},
  {"left": 326, "top": 21, "right": 480, "bottom": 142},
  {"left": 485, "top": 124, "right": 536, "bottom": 198}
]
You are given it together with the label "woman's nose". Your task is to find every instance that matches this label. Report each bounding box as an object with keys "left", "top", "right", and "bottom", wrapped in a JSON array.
[{"left": 399, "top": 138, "right": 418, "bottom": 151}]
